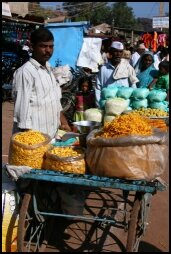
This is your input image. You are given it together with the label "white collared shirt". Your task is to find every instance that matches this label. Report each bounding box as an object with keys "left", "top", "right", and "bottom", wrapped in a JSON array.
[{"left": 12, "top": 58, "right": 63, "bottom": 138}]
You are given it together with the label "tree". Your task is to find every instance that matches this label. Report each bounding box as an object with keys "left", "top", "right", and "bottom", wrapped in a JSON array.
[
  {"left": 90, "top": 5, "right": 112, "bottom": 26},
  {"left": 63, "top": 2, "right": 91, "bottom": 19},
  {"left": 110, "top": 2, "right": 138, "bottom": 29},
  {"left": 62, "top": 2, "right": 108, "bottom": 22}
]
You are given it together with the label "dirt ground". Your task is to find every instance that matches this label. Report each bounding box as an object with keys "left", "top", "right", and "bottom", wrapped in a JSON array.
[{"left": 2, "top": 101, "right": 169, "bottom": 252}]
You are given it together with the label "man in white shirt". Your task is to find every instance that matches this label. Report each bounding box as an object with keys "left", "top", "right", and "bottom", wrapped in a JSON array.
[
  {"left": 130, "top": 43, "right": 146, "bottom": 68},
  {"left": 153, "top": 47, "right": 169, "bottom": 70},
  {"left": 12, "top": 28, "right": 71, "bottom": 138},
  {"left": 95, "top": 41, "right": 138, "bottom": 107}
]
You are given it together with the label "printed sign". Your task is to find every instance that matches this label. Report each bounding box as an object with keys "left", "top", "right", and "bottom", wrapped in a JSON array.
[{"left": 152, "top": 16, "right": 169, "bottom": 28}]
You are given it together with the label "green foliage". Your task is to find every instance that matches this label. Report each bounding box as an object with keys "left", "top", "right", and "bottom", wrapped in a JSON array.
[
  {"left": 110, "top": 2, "right": 137, "bottom": 29},
  {"left": 90, "top": 5, "right": 112, "bottom": 26},
  {"left": 61, "top": 2, "right": 146, "bottom": 31}
]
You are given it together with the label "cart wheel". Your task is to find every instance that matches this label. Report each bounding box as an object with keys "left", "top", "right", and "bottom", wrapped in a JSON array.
[
  {"left": 126, "top": 196, "right": 141, "bottom": 252},
  {"left": 17, "top": 193, "right": 48, "bottom": 252}
]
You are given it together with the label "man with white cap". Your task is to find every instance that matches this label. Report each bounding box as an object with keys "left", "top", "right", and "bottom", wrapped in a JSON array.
[
  {"left": 95, "top": 41, "right": 138, "bottom": 107},
  {"left": 130, "top": 43, "right": 146, "bottom": 67}
]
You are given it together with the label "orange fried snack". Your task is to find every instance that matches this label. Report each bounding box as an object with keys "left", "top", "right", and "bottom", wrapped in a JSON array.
[{"left": 96, "top": 113, "right": 152, "bottom": 138}]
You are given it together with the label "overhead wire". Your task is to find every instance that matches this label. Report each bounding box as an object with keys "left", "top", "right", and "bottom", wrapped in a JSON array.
[
  {"left": 68, "top": 2, "right": 107, "bottom": 18},
  {"left": 29, "top": 2, "right": 107, "bottom": 18},
  {"left": 64, "top": 2, "right": 107, "bottom": 17},
  {"left": 146, "top": 2, "right": 158, "bottom": 18},
  {"left": 29, "top": 2, "right": 96, "bottom": 10}
]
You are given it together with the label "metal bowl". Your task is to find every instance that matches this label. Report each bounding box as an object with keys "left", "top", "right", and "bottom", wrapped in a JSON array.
[{"left": 72, "top": 121, "right": 101, "bottom": 134}]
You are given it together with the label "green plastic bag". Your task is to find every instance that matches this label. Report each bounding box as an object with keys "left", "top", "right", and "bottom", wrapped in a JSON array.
[
  {"left": 132, "top": 88, "right": 149, "bottom": 100},
  {"left": 148, "top": 89, "right": 167, "bottom": 102},
  {"left": 117, "top": 87, "right": 134, "bottom": 99}
]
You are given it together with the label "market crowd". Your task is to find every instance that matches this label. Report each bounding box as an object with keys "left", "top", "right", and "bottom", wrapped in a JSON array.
[{"left": 10, "top": 27, "right": 169, "bottom": 139}]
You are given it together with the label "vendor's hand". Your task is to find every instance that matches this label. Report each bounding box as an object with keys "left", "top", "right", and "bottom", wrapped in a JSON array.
[{"left": 60, "top": 124, "right": 71, "bottom": 132}]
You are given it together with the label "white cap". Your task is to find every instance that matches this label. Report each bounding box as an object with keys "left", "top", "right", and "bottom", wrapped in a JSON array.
[
  {"left": 138, "top": 43, "right": 146, "bottom": 49},
  {"left": 111, "top": 41, "right": 124, "bottom": 50}
]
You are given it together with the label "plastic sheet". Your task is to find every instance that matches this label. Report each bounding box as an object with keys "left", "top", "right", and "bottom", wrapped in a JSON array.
[{"left": 86, "top": 129, "right": 169, "bottom": 180}]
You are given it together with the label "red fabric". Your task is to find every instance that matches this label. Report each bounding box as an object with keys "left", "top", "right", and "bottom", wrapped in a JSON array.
[
  {"left": 75, "top": 91, "right": 95, "bottom": 111},
  {"left": 142, "top": 33, "right": 153, "bottom": 49},
  {"left": 151, "top": 31, "right": 158, "bottom": 52},
  {"left": 158, "top": 34, "right": 167, "bottom": 47}
]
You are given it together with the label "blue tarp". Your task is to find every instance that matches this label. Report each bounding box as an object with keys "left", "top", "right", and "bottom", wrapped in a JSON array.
[{"left": 45, "top": 22, "right": 90, "bottom": 69}]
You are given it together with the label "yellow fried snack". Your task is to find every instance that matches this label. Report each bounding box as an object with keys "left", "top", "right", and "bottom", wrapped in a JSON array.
[
  {"left": 43, "top": 147, "right": 86, "bottom": 174},
  {"left": 97, "top": 113, "right": 152, "bottom": 138},
  {"left": 133, "top": 108, "right": 168, "bottom": 117},
  {"left": 9, "top": 130, "right": 51, "bottom": 168},
  {"left": 13, "top": 130, "right": 46, "bottom": 145}
]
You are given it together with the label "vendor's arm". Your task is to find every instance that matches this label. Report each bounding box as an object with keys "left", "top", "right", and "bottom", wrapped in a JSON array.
[
  {"left": 148, "top": 78, "right": 158, "bottom": 90},
  {"left": 60, "top": 111, "right": 71, "bottom": 131},
  {"left": 12, "top": 69, "right": 33, "bottom": 130}
]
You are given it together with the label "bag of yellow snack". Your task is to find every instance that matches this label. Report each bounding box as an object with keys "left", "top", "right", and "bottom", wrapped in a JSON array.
[
  {"left": 8, "top": 130, "right": 51, "bottom": 169},
  {"left": 43, "top": 146, "right": 86, "bottom": 174}
]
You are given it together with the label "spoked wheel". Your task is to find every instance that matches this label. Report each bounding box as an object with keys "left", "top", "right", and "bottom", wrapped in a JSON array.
[
  {"left": 17, "top": 193, "right": 48, "bottom": 252},
  {"left": 126, "top": 195, "right": 142, "bottom": 252}
]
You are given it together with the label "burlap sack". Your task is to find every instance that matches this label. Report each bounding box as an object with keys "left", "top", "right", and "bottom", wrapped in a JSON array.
[{"left": 86, "top": 129, "right": 169, "bottom": 181}]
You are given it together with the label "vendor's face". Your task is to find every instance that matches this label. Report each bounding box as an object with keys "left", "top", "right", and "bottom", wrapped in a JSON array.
[
  {"left": 109, "top": 48, "right": 123, "bottom": 64},
  {"left": 32, "top": 40, "right": 54, "bottom": 65},
  {"left": 142, "top": 55, "right": 153, "bottom": 69}
]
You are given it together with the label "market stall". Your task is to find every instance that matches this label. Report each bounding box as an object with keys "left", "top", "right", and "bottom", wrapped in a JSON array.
[{"left": 3, "top": 101, "right": 169, "bottom": 251}]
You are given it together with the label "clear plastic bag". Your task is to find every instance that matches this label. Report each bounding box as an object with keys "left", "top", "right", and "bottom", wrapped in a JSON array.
[
  {"left": 9, "top": 132, "right": 51, "bottom": 169},
  {"left": 43, "top": 146, "right": 86, "bottom": 174}
]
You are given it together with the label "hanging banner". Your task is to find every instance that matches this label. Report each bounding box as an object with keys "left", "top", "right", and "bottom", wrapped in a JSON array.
[
  {"left": 152, "top": 16, "right": 169, "bottom": 28},
  {"left": 2, "top": 2, "right": 12, "bottom": 17}
]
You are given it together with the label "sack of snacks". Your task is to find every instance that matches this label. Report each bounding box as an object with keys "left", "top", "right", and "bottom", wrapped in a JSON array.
[
  {"left": 86, "top": 113, "right": 169, "bottom": 181},
  {"left": 8, "top": 130, "right": 51, "bottom": 169},
  {"left": 43, "top": 146, "right": 86, "bottom": 174}
]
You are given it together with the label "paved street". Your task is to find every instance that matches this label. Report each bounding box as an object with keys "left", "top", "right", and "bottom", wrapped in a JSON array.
[{"left": 2, "top": 101, "right": 169, "bottom": 252}]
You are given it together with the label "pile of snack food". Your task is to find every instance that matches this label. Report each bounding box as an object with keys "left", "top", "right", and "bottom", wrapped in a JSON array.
[
  {"left": 9, "top": 130, "right": 86, "bottom": 174},
  {"left": 43, "top": 146, "right": 86, "bottom": 174},
  {"left": 97, "top": 113, "right": 152, "bottom": 138},
  {"left": 133, "top": 108, "right": 169, "bottom": 117},
  {"left": 147, "top": 119, "right": 168, "bottom": 132},
  {"left": 9, "top": 130, "right": 51, "bottom": 168}
]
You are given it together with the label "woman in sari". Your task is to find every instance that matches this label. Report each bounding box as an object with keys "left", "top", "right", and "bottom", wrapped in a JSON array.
[{"left": 135, "top": 52, "right": 158, "bottom": 88}]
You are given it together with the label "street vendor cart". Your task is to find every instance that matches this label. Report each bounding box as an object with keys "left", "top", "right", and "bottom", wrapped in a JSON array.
[
  {"left": 6, "top": 115, "right": 169, "bottom": 252},
  {"left": 11, "top": 168, "right": 166, "bottom": 252}
]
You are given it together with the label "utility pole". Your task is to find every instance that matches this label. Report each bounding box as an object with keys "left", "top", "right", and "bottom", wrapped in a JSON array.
[
  {"left": 159, "top": 2, "right": 164, "bottom": 31},
  {"left": 159, "top": 2, "right": 164, "bottom": 16}
]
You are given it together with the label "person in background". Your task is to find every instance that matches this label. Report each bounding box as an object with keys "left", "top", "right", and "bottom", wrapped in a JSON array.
[
  {"left": 130, "top": 43, "right": 146, "bottom": 68},
  {"left": 73, "top": 76, "right": 95, "bottom": 121},
  {"left": 101, "top": 44, "right": 109, "bottom": 64},
  {"left": 12, "top": 27, "right": 71, "bottom": 139},
  {"left": 153, "top": 46, "right": 169, "bottom": 70},
  {"left": 95, "top": 41, "right": 138, "bottom": 107},
  {"left": 122, "top": 49, "right": 131, "bottom": 62},
  {"left": 135, "top": 51, "right": 158, "bottom": 88},
  {"left": 148, "top": 61, "right": 169, "bottom": 100}
]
